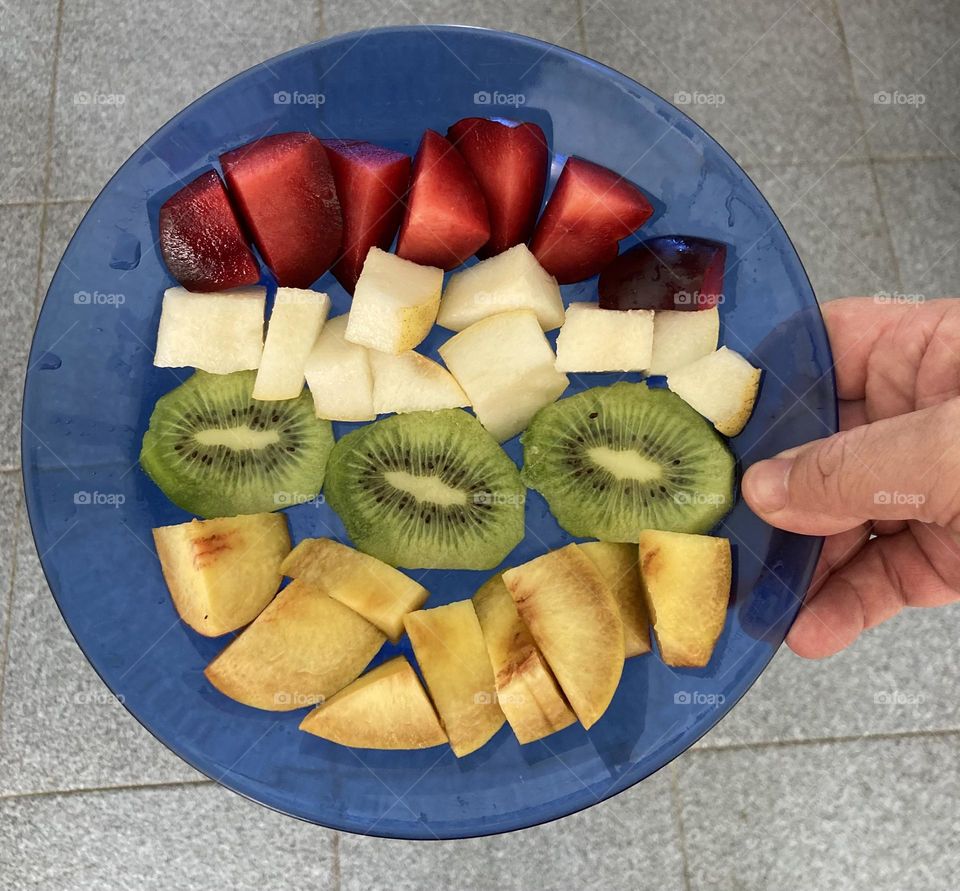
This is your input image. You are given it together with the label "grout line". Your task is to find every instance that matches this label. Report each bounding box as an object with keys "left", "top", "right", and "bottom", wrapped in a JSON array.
[
  {"left": 866, "top": 157, "right": 905, "bottom": 292},
  {"left": 0, "top": 777, "right": 214, "bottom": 804},
  {"left": 0, "top": 467, "right": 20, "bottom": 474},
  {"left": 331, "top": 831, "right": 341, "bottom": 891},
  {"left": 689, "top": 726, "right": 960, "bottom": 756},
  {"left": 668, "top": 762, "right": 693, "bottom": 891},
  {"left": 0, "top": 197, "right": 96, "bottom": 210},
  {"left": 317, "top": 0, "right": 325, "bottom": 39},
  {"left": 0, "top": 486, "right": 24, "bottom": 735},
  {"left": 574, "top": 0, "right": 590, "bottom": 56}
]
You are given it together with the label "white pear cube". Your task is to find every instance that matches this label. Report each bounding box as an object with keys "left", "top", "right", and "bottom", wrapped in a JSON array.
[
  {"left": 154, "top": 286, "right": 265, "bottom": 373},
  {"left": 438, "top": 244, "right": 565, "bottom": 332},
  {"left": 648, "top": 308, "right": 720, "bottom": 375},
  {"left": 304, "top": 314, "right": 375, "bottom": 421},
  {"left": 667, "top": 346, "right": 761, "bottom": 436},
  {"left": 370, "top": 350, "right": 470, "bottom": 415},
  {"left": 253, "top": 288, "right": 331, "bottom": 401},
  {"left": 438, "top": 309, "right": 569, "bottom": 442},
  {"left": 346, "top": 247, "right": 442, "bottom": 354},
  {"left": 554, "top": 303, "right": 654, "bottom": 372}
]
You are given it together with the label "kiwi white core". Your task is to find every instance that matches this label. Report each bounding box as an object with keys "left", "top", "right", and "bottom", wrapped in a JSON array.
[
  {"left": 194, "top": 427, "right": 281, "bottom": 450},
  {"left": 587, "top": 446, "right": 663, "bottom": 483},
  {"left": 384, "top": 471, "right": 469, "bottom": 507}
]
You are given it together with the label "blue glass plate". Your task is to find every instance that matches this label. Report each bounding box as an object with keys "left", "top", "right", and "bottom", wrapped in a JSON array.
[{"left": 22, "top": 26, "right": 837, "bottom": 839}]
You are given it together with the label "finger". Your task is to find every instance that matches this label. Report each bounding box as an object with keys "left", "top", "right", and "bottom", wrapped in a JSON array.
[
  {"left": 810, "top": 523, "right": 871, "bottom": 593},
  {"left": 839, "top": 399, "right": 867, "bottom": 431},
  {"left": 787, "top": 526, "right": 960, "bottom": 658},
  {"left": 742, "top": 399, "right": 960, "bottom": 535}
]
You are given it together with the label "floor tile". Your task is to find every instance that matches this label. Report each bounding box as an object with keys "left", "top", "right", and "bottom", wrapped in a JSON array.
[
  {"left": 0, "top": 516, "right": 201, "bottom": 794},
  {"left": 838, "top": 0, "right": 960, "bottom": 159},
  {"left": 0, "top": 204, "right": 44, "bottom": 467},
  {"left": 677, "top": 735, "right": 960, "bottom": 890},
  {"left": 322, "top": 0, "right": 585, "bottom": 52},
  {"left": 0, "top": 1, "right": 58, "bottom": 202},
  {"left": 0, "top": 473, "right": 23, "bottom": 656},
  {"left": 0, "top": 783, "right": 336, "bottom": 890},
  {"left": 49, "top": 0, "right": 321, "bottom": 201},
  {"left": 340, "top": 768, "right": 684, "bottom": 891},
  {"left": 874, "top": 159, "right": 960, "bottom": 299},
  {"left": 696, "top": 601, "right": 960, "bottom": 749},
  {"left": 744, "top": 161, "right": 899, "bottom": 301},
  {"left": 583, "top": 0, "right": 866, "bottom": 167}
]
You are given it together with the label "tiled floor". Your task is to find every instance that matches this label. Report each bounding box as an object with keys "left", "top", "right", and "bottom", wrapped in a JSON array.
[{"left": 2, "top": 1, "right": 958, "bottom": 889}]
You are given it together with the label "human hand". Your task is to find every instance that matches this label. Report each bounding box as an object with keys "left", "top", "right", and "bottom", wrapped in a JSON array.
[{"left": 741, "top": 296, "right": 960, "bottom": 659}]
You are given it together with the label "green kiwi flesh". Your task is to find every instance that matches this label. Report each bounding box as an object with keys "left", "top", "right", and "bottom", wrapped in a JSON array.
[
  {"left": 324, "top": 409, "right": 524, "bottom": 569},
  {"left": 140, "top": 370, "right": 334, "bottom": 517},
  {"left": 521, "top": 382, "right": 735, "bottom": 541}
]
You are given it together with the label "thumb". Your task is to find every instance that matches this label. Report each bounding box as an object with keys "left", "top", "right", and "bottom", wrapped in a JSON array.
[{"left": 742, "top": 399, "right": 960, "bottom": 535}]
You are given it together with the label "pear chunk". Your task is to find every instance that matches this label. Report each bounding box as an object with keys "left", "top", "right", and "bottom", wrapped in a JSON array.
[
  {"left": 638, "top": 530, "right": 731, "bottom": 668},
  {"left": 304, "top": 314, "right": 376, "bottom": 422},
  {"left": 369, "top": 349, "right": 470, "bottom": 415},
  {"left": 299, "top": 656, "right": 447, "bottom": 750},
  {"left": 554, "top": 303, "right": 654, "bottom": 373},
  {"left": 667, "top": 346, "right": 761, "bottom": 436},
  {"left": 647, "top": 307, "right": 719, "bottom": 375}
]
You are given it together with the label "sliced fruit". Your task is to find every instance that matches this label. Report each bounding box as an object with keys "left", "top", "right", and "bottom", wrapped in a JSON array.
[
  {"left": 502, "top": 545, "right": 624, "bottom": 729},
  {"left": 153, "top": 513, "right": 290, "bottom": 637},
  {"left": 299, "top": 656, "right": 447, "bottom": 750},
  {"left": 158, "top": 170, "right": 260, "bottom": 292},
  {"left": 521, "top": 382, "right": 735, "bottom": 541},
  {"left": 395, "top": 129, "right": 490, "bottom": 269},
  {"left": 647, "top": 307, "right": 720, "bottom": 376},
  {"left": 446, "top": 117, "right": 548, "bottom": 258},
  {"left": 473, "top": 574, "right": 576, "bottom": 743},
  {"left": 322, "top": 139, "right": 411, "bottom": 294},
  {"left": 303, "top": 314, "right": 375, "bottom": 422},
  {"left": 153, "top": 286, "right": 265, "bottom": 374},
  {"left": 667, "top": 347, "right": 761, "bottom": 436},
  {"left": 639, "top": 530, "right": 731, "bottom": 667},
  {"left": 140, "top": 370, "right": 334, "bottom": 518},
  {"left": 345, "top": 247, "right": 443, "bottom": 353},
  {"left": 369, "top": 349, "right": 469, "bottom": 415},
  {"left": 437, "top": 244, "right": 564, "bottom": 332},
  {"left": 204, "top": 578, "right": 385, "bottom": 710},
  {"left": 253, "top": 288, "right": 330, "bottom": 401},
  {"left": 598, "top": 236, "right": 726, "bottom": 311},
  {"left": 324, "top": 409, "right": 524, "bottom": 570},
  {"left": 438, "top": 309, "right": 568, "bottom": 442},
  {"left": 280, "top": 537, "right": 429, "bottom": 642},
  {"left": 554, "top": 302, "right": 654, "bottom": 373},
  {"left": 404, "top": 601, "right": 505, "bottom": 757},
  {"left": 577, "top": 541, "right": 651, "bottom": 658},
  {"left": 530, "top": 157, "right": 653, "bottom": 284},
  {"left": 220, "top": 132, "right": 342, "bottom": 287}
]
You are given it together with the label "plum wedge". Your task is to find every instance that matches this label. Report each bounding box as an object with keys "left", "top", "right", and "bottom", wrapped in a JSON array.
[
  {"left": 446, "top": 117, "right": 548, "bottom": 258},
  {"left": 395, "top": 129, "right": 490, "bottom": 270},
  {"left": 598, "top": 235, "right": 727, "bottom": 311},
  {"left": 530, "top": 156, "right": 653, "bottom": 284},
  {"left": 220, "top": 132, "right": 343, "bottom": 288},
  {"left": 323, "top": 139, "right": 411, "bottom": 294},
  {"left": 159, "top": 170, "right": 260, "bottom": 292}
]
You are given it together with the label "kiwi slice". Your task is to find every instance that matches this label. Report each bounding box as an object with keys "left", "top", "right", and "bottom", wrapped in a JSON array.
[
  {"left": 324, "top": 409, "right": 524, "bottom": 570},
  {"left": 140, "top": 370, "right": 334, "bottom": 518},
  {"left": 521, "top": 382, "right": 735, "bottom": 541}
]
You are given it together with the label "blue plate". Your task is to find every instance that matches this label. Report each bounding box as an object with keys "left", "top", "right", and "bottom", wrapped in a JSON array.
[{"left": 22, "top": 26, "right": 837, "bottom": 839}]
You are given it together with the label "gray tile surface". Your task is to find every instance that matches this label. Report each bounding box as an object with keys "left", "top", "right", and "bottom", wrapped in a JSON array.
[
  {"left": 874, "top": 159, "right": 960, "bottom": 298},
  {"left": 839, "top": 0, "right": 960, "bottom": 159},
  {"left": 745, "top": 161, "right": 899, "bottom": 301},
  {"left": 322, "top": 0, "right": 585, "bottom": 51},
  {"left": 697, "top": 601, "right": 960, "bottom": 749},
  {"left": 677, "top": 735, "right": 960, "bottom": 890},
  {"left": 584, "top": 0, "right": 866, "bottom": 167},
  {"left": 49, "top": 0, "right": 321, "bottom": 201},
  {"left": 0, "top": 516, "right": 201, "bottom": 795},
  {"left": 339, "top": 768, "right": 685, "bottom": 891},
  {"left": 0, "top": 473, "right": 23, "bottom": 655},
  {"left": 0, "top": 782, "right": 336, "bottom": 890},
  {"left": 0, "top": 0, "right": 58, "bottom": 202}
]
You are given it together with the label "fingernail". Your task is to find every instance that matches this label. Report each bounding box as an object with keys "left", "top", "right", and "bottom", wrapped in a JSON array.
[{"left": 744, "top": 458, "right": 793, "bottom": 513}]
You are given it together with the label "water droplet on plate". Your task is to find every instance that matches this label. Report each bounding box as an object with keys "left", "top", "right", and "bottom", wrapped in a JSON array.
[
  {"left": 37, "top": 352, "right": 62, "bottom": 370},
  {"left": 109, "top": 232, "right": 141, "bottom": 270}
]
